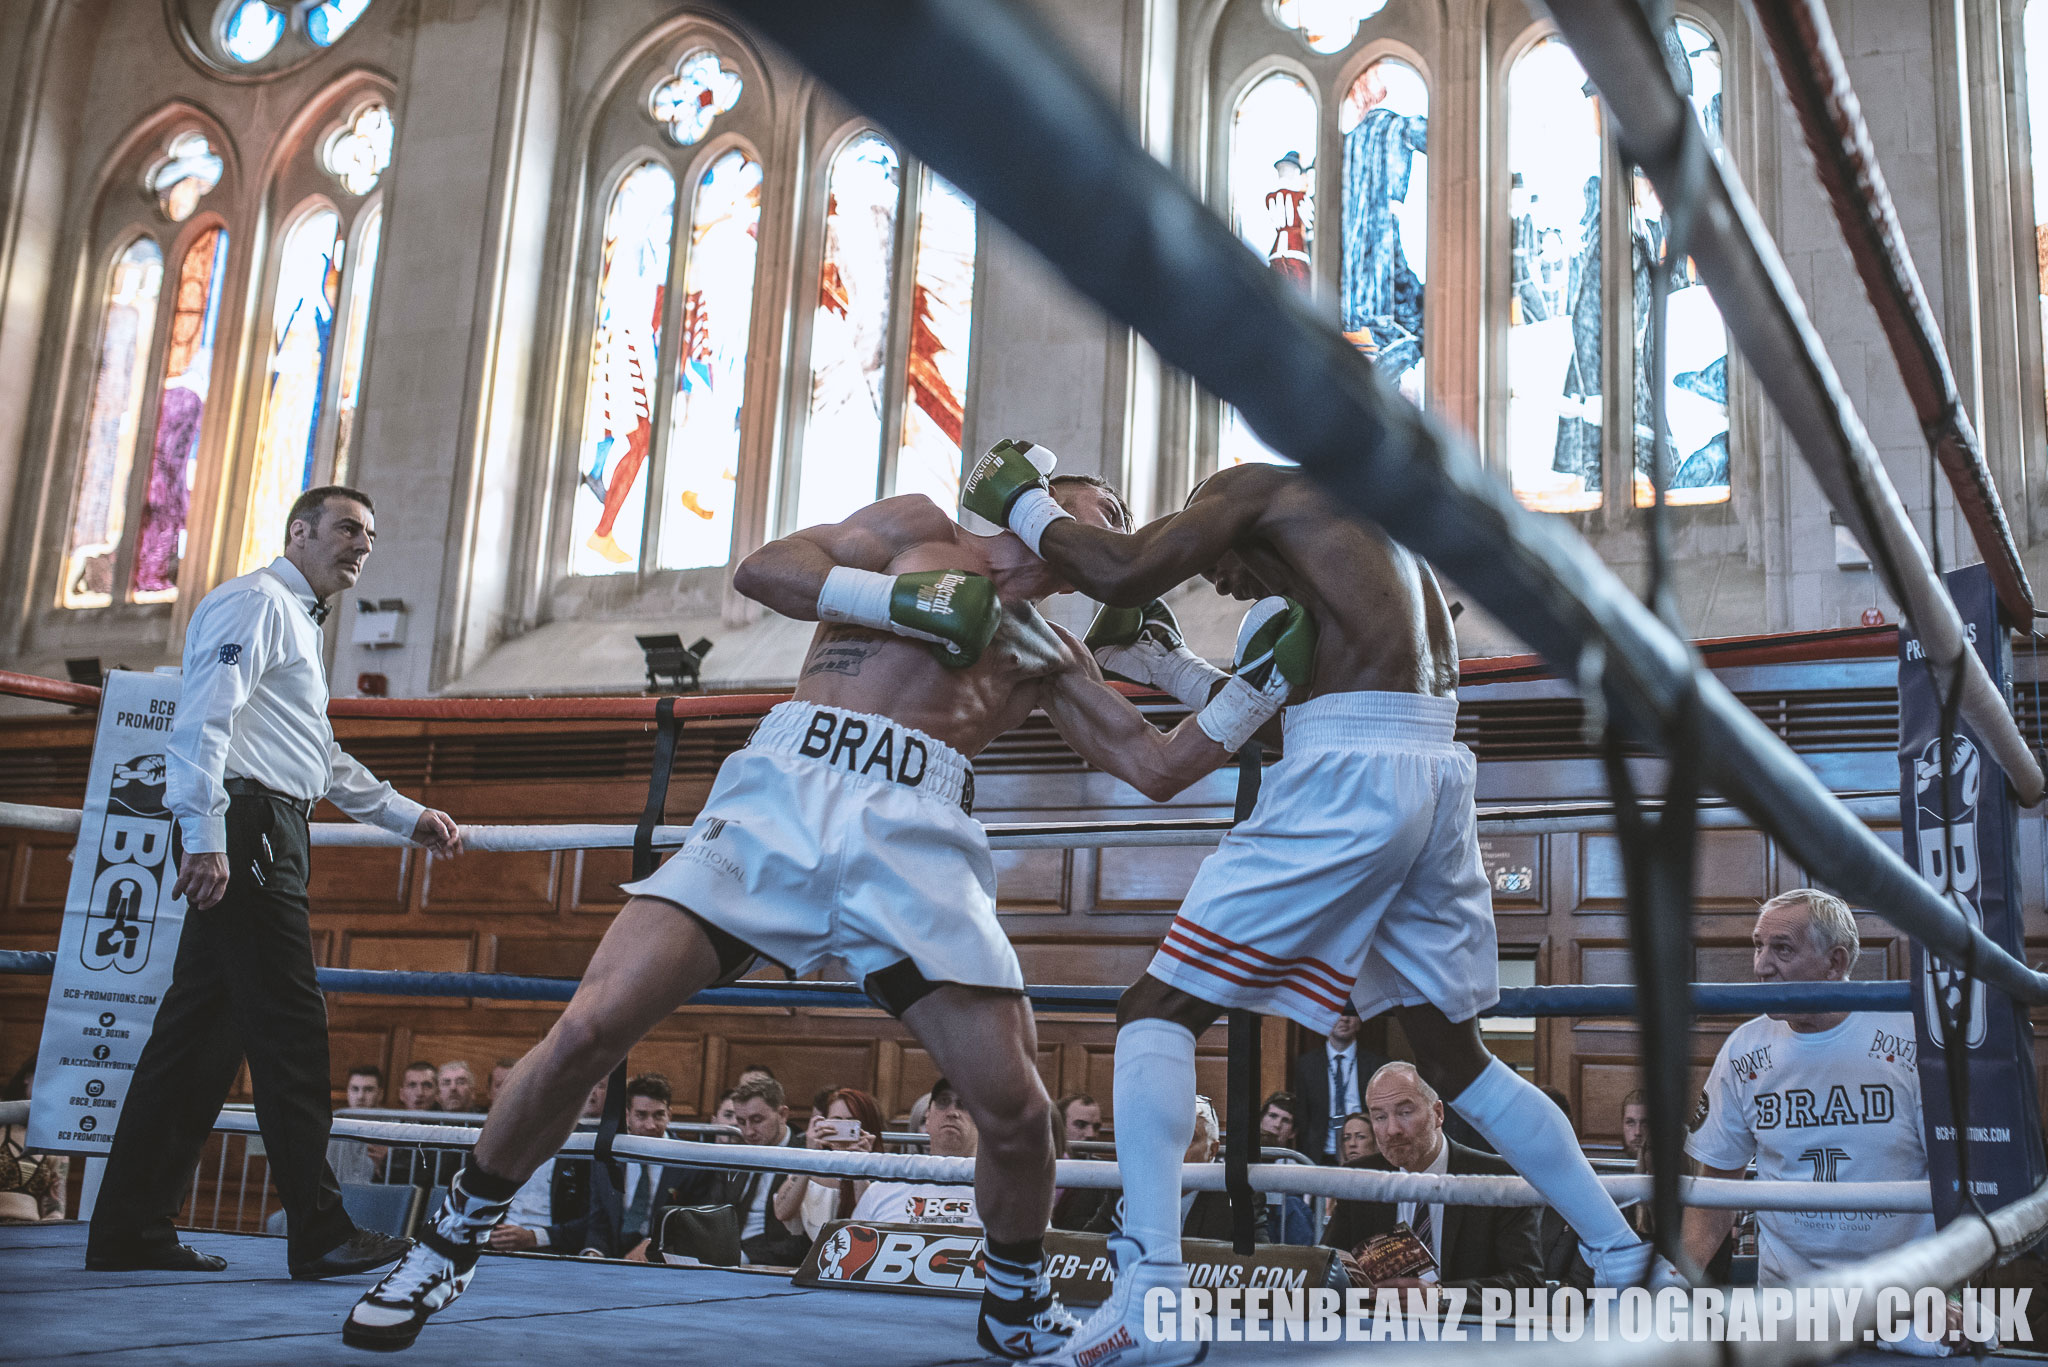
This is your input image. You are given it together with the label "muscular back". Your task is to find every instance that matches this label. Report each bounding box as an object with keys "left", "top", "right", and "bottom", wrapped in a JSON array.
[
  {"left": 784, "top": 499, "right": 1068, "bottom": 757},
  {"left": 1225, "top": 470, "right": 1459, "bottom": 698}
]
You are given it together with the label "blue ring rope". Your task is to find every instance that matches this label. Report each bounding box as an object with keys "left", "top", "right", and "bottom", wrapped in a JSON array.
[{"left": 0, "top": 948, "right": 1910, "bottom": 1015}]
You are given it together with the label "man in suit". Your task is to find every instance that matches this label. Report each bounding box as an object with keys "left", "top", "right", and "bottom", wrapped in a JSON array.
[
  {"left": 676, "top": 1075, "right": 809, "bottom": 1265},
  {"left": 1290, "top": 1002, "right": 1390, "bottom": 1163},
  {"left": 1085, "top": 1096, "right": 1268, "bottom": 1247},
  {"left": 490, "top": 1074, "right": 688, "bottom": 1259},
  {"left": 1323, "top": 1063, "right": 1542, "bottom": 1298}
]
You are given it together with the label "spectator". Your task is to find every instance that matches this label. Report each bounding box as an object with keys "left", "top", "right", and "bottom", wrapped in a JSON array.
[
  {"left": 545, "top": 1080, "right": 613, "bottom": 1229},
  {"left": 437, "top": 1061, "right": 477, "bottom": 1114},
  {"left": 1291, "top": 1001, "right": 1394, "bottom": 1164},
  {"left": 1258, "top": 1091, "right": 1305, "bottom": 1152},
  {"left": 1052, "top": 1095, "right": 1112, "bottom": 1231},
  {"left": 1087, "top": 1096, "right": 1266, "bottom": 1245},
  {"left": 493, "top": 1074, "right": 690, "bottom": 1260},
  {"left": 1337, "top": 1113, "right": 1377, "bottom": 1166},
  {"left": 775, "top": 1087, "right": 885, "bottom": 1239},
  {"left": 1532, "top": 1086, "right": 1591, "bottom": 1290},
  {"left": 487, "top": 1058, "right": 519, "bottom": 1111},
  {"left": 675, "top": 1076, "right": 809, "bottom": 1265},
  {"left": 906, "top": 1090, "right": 932, "bottom": 1136},
  {"left": 736, "top": 1063, "right": 776, "bottom": 1087},
  {"left": 327, "top": 1065, "right": 388, "bottom": 1185},
  {"left": 711, "top": 1089, "right": 740, "bottom": 1143},
  {"left": 397, "top": 1062, "right": 439, "bottom": 1112},
  {"left": 1620, "top": 1089, "right": 1647, "bottom": 1163},
  {"left": 1, "top": 1060, "right": 67, "bottom": 1224},
  {"left": 1683, "top": 890, "right": 1940, "bottom": 1304},
  {"left": 1323, "top": 1062, "right": 1543, "bottom": 1297},
  {"left": 854, "top": 1078, "right": 981, "bottom": 1228}
]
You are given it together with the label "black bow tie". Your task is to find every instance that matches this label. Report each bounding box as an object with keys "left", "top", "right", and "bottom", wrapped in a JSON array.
[{"left": 309, "top": 600, "right": 331, "bottom": 625}]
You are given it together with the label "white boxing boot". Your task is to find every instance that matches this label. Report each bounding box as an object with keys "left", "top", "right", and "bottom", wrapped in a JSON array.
[{"left": 1029, "top": 1236, "right": 1206, "bottom": 1367}]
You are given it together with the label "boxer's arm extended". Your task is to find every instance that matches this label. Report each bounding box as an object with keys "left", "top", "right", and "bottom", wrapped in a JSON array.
[
  {"left": 1038, "top": 468, "right": 1277, "bottom": 606},
  {"left": 733, "top": 495, "right": 942, "bottom": 618},
  {"left": 1038, "top": 625, "right": 1234, "bottom": 801}
]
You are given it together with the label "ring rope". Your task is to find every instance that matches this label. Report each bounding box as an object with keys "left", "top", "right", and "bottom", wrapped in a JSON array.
[{"left": 268, "top": 1113, "right": 1934, "bottom": 1213}]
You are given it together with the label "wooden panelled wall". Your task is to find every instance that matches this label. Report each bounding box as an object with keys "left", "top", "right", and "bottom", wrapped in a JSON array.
[{"left": 4, "top": 678, "right": 2044, "bottom": 1152}]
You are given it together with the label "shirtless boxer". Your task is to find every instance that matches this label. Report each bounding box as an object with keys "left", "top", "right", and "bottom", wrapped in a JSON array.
[
  {"left": 962, "top": 448, "right": 1674, "bottom": 1367},
  {"left": 343, "top": 468, "right": 1311, "bottom": 1357}
]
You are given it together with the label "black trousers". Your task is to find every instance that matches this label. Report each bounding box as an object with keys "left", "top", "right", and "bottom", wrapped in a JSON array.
[{"left": 87, "top": 793, "right": 353, "bottom": 1264}]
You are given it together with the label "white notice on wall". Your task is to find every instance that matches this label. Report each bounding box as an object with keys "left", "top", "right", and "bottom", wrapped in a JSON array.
[{"left": 29, "top": 670, "right": 189, "bottom": 1154}]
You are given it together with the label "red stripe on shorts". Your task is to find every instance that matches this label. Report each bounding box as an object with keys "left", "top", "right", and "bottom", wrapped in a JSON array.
[
  {"left": 1167, "top": 918, "right": 1354, "bottom": 1000},
  {"left": 1156, "top": 935, "right": 1349, "bottom": 1014}
]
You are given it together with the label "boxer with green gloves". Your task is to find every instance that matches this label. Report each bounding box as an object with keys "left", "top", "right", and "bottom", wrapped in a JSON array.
[
  {"left": 817, "top": 565, "right": 1002, "bottom": 668},
  {"left": 962, "top": 438, "right": 1071, "bottom": 555},
  {"left": 1085, "top": 594, "right": 1315, "bottom": 751}
]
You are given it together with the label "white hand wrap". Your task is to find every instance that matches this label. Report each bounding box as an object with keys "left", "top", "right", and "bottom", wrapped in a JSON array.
[
  {"left": 1006, "top": 487, "right": 1074, "bottom": 558},
  {"left": 1096, "top": 639, "right": 1227, "bottom": 712},
  {"left": 816, "top": 566, "right": 895, "bottom": 631},
  {"left": 1196, "top": 674, "right": 1283, "bottom": 752}
]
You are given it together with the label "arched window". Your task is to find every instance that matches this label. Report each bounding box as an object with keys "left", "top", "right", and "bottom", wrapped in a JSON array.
[
  {"left": 564, "top": 38, "right": 769, "bottom": 579},
  {"left": 208, "top": 0, "right": 375, "bottom": 67},
  {"left": 895, "top": 170, "right": 978, "bottom": 509},
  {"left": 235, "top": 96, "right": 393, "bottom": 573},
  {"left": 1340, "top": 58, "right": 1427, "bottom": 402},
  {"left": 1630, "top": 19, "right": 1728, "bottom": 507},
  {"left": 2026, "top": 0, "right": 2048, "bottom": 433},
  {"left": 570, "top": 161, "right": 676, "bottom": 574},
  {"left": 1506, "top": 37, "right": 1605, "bottom": 513},
  {"left": 133, "top": 227, "right": 230, "bottom": 602},
  {"left": 1220, "top": 72, "right": 1317, "bottom": 470},
  {"left": 63, "top": 241, "right": 165, "bottom": 608}
]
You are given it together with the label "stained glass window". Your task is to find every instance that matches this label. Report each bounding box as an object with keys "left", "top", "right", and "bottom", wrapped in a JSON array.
[
  {"left": 570, "top": 162, "right": 676, "bottom": 574},
  {"left": 323, "top": 104, "right": 395, "bottom": 197},
  {"left": 894, "top": 172, "right": 978, "bottom": 511},
  {"left": 1268, "top": 0, "right": 1389, "bottom": 54},
  {"left": 1339, "top": 59, "right": 1428, "bottom": 403},
  {"left": 149, "top": 132, "right": 223, "bottom": 223},
  {"left": 1507, "top": 37, "right": 1604, "bottom": 512},
  {"left": 1222, "top": 73, "right": 1315, "bottom": 469},
  {"left": 2027, "top": 0, "right": 2048, "bottom": 439},
  {"left": 132, "top": 228, "right": 228, "bottom": 603},
  {"left": 238, "top": 210, "right": 342, "bottom": 574},
  {"left": 63, "top": 240, "right": 164, "bottom": 608},
  {"left": 796, "top": 134, "right": 902, "bottom": 529},
  {"left": 650, "top": 50, "right": 744, "bottom": 147},
  {"left": 659, "top": 151, "right": 760, "bottom": 571},
  {"left": 222, "top": 0, "right": 284, "bottom": 63},
  {"left": 331, "top": 208, "right": 383, "bottom": 488},
  {"left": 1631, "top": 20, "right": 1729, "bottom": 507},
  {"left": 307, "top": 0, "right": 373, "bottom": 46}
]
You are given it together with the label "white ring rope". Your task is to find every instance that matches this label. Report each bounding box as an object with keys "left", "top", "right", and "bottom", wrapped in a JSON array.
[
  {"left": 0, "top": 795, "right": 1903, "bottom": 852},
  {"left": 276, "top": 1113, "right": 1934, "bottom": 1213}
]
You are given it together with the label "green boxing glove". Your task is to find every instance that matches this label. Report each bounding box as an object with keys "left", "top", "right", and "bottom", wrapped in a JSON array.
[
  {"left": 1197, "top": 596, "right": 1316, "bottom": 750},
  {"left": 1085, "top": 599, "right": 1228, "bottom": 711},
  {"left": 816, "top": 566, "right": 1002, "bottom": 669},
  {"left": 961, "top": 438, "right": 1072, "bottom": 556}
]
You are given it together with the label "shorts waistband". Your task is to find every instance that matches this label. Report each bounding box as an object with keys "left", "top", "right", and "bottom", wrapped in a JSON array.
[
  {"left": 750, "top": 701, "right": 974, "bottom": 813},
  {"left": 1281, "top": 691, "right": 1460, "bottom": 750}
]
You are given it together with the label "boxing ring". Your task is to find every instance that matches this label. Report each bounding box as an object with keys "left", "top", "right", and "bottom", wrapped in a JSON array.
[{"left": 10, "top": 0, "right": 2048, "bottom": 1356}]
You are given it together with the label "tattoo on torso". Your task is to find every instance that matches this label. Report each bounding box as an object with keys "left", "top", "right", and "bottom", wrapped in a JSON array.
[{"left": 803, "top": 632, "right": 887, "bottom": 679}]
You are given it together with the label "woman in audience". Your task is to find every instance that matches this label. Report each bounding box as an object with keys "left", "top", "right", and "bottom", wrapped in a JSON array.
[
  {"left": 1, "top": 1060, "right": 67, "bottom": 1224},
  {"left": 773, "top": 1087, "right": 884, "bottom": 1238}
]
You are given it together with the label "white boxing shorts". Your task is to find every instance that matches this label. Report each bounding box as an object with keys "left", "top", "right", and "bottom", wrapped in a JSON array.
[
  {"left": 620, "top": 701, "right": 1022, "bottom": 1007},
  {"left": 1147, "top": 691, "right": 1498, "bottom": 1034}
]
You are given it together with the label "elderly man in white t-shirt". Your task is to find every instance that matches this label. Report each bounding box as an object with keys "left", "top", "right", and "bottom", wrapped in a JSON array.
[
  {"left": 855, "top": 1077, "right": 981, "bottom": 1226},
  {"left": 1684, "top": 890, "right": 1939, "bottom": 1295}
]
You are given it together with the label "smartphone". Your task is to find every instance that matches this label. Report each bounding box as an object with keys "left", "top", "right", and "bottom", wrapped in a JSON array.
[{"left": 815, "top": 1118, "right": 863, "bottom": 1142}]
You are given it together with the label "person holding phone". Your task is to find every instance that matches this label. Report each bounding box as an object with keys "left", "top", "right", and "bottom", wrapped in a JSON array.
[{"left": 774, "top": 1088, "right": 885, "bottom": 1239}]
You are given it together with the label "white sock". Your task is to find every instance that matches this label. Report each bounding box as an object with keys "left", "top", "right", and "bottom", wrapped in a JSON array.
[
  {"left": 1113, "top": 1018, "right": 1197, "bottom": 1262},
  {"left": 1451, "top": 1057, "right": 1636, "bottom": 1254}
]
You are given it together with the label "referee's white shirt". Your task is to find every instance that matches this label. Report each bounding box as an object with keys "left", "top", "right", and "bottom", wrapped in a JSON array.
[{"left": 166, "top": 556, "right": 424, "bottom": 853}]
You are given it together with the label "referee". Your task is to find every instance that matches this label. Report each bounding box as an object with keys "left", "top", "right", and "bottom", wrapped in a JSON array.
[{"left": 86, "top": 485, "right": 462, "bottom": 1277}]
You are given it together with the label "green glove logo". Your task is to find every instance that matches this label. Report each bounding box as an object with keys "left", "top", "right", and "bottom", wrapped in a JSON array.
[{"left": 915, "top": 571, "right": 968, "bottom": 621}]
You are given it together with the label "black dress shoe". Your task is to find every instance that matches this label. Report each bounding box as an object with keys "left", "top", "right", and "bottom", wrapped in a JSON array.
[
  {"left": 292, "top": 1229, "right": 412, "bottom": 1280},
  {"left": 86, "top": 1243, "right": 228, "bottom": 1272}
]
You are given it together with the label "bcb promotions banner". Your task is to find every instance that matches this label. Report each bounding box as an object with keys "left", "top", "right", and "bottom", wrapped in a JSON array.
[
  {"left": 1897, "top": 563, "right": 2048, "bottom": 1223},
  {"left": 28, "top": 669, "right": 188, "bottom": 1154}
]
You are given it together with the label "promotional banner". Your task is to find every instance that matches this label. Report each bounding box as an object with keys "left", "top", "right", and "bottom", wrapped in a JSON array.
[
  {"left": 29, "top": 670, "right": 189, "bottom": 1154},
  {"left": 1897, "top": 563, "right": 2047, "bottom": 1222},
  {"left": 794, "top": 1221, "right": 1339, "bottom": 1304}
]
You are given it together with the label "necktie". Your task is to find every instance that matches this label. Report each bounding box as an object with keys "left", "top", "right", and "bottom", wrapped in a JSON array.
[
  {"left": 1410, "top": 1200, "right": 1434, "bottom": 1261},
  {"left": 623, "top": 1164, "right": 653, "bottom": 1238},
  {"left": 1329, "top": 1055, "right": 1350, "bottom": 1153}
]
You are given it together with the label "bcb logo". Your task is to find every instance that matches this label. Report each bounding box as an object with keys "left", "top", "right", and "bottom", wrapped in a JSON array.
[{"left": 82, "top": 751, "right": 173, "bottom": 974}]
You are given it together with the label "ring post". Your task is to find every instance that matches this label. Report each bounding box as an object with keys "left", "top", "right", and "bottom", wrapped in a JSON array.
[{"left": 1225, "top": 743, "right": 1265, "bottom": 1255}]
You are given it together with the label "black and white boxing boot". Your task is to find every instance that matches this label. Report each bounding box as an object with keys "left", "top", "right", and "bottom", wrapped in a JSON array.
[
  {"left": 977, "top": 1237, "right": 1083, "bottom": 1359},
  {"left": 342, "top": 1164, "right": 516, "bottom": 1351}
]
